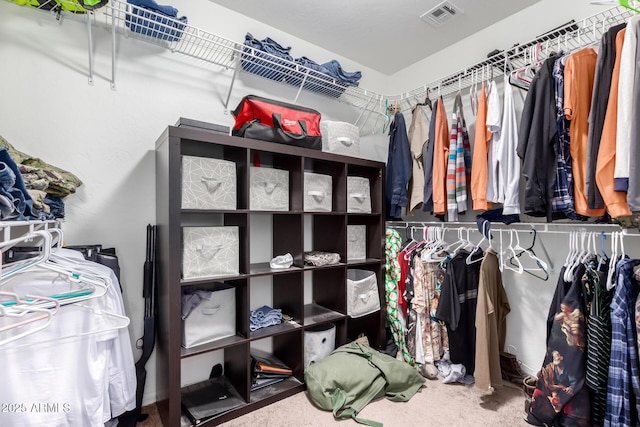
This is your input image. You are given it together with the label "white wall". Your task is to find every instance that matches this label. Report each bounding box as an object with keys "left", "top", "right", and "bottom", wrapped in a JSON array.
[{"left": 0, "top": 0, "right": 634, "bottom": 408}]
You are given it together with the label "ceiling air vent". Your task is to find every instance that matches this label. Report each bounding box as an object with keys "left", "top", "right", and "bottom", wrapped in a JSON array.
[{"left": 420, "top": 1, "right": 463, "bottom": 27}]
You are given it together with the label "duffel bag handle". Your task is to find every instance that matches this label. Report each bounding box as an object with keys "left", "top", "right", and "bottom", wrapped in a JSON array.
[{"left": 273, "top": 113, "right": 308, "bottom": 140}]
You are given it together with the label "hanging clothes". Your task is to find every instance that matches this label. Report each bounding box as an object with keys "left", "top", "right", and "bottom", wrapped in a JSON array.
[
  {"left": 586, "top": 23, "right": 626, "bottom": 210},
  {"left": 432, "top": 98, "right": 450, "bottom": 216},
  {"left": 385, "top": 112, "right": 412, "bottom": 220},
  {"left": 384, "top": 229, "right": 414, "bottom": 365},
  {"left": 614, "top": 16, "right": 640, "bottom": 192},
  {"left": 412, "top": 255, "right": 449, "bottom": 377},
  {"left": 407, "top": 106, "right": 430, "bottom": 214},
  {"left": 436, "top": 249, "right": 483, "bottom": 376},
  {"left": 474, "top": 248, "right": 510, "bottom": 394},
  {"left": 497, "top": 82, "right": 520, "bottom": 215},
  {"left": 0, "top": 248, "right": 136, "bottom": 426},
  {"left": 596, "top": 29, "right": 633, "bottom": 219},
  {"left": 551, "top": 55, "right": 579, "bottom": 220},
  {"left": 486, "top": 80, "right": 502, "bottom": 205},
  {"left": 471, "top": 83, "right": 492, "bottom": 211},
  {"left": 564, "top": 47, "right": 602, "bottom": 218},
  {"left": 422, "top": 100, "right": 438, "bottom": 213},
  {"left": 528, "top": 263, "right": 591, "bottom": 426},
  {"left": 605, "top": 258, "right": 640, "bottom": 427},
  {"left": 629, "top": 25, "right": 640, "bottom": 212},
  {"left": 446, "top": 94, "right": 471, "bottom": 221},
  {"left": 517, "top": 55, "right": 560, "bottom": 222},
  {"left": 584, "top": 259, "right": 612, "bottom": 427}
]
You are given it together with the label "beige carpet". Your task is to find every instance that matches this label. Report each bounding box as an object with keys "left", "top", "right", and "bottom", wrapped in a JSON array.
[{"left": 139, "top": 378, "right": 531, "bottom": 426}]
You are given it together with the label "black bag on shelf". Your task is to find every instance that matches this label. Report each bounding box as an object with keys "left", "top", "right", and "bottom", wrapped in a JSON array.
[{"left": 231, "top": 95, "right": 322, "bottom": 150}]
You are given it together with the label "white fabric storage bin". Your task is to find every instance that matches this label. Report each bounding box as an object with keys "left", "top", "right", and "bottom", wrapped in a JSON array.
[
  {"left": 304, "top": 172, "right": 332, "bottom": 212},
  {"left": 346, "top": 269, "right": 380, "bottom": 318},
  {"left": 182, "top": 284, "right": 236, "bottom": 348},
  {"left": 347, "top": 225, "right": 367, "bottom": 260},
  {"left": 182, "top": 226, "right": 239, "bottom": 279},
  {"left": 182, "top": 156, "right": 236, "bottom": 210},
  {"left": 250, "top": 166, "right": 289, "bottom": 211},
  {"left": 347, "top": 176, "right": 372, "bottom": 213},
  {"left": 320, "top": 121, "right": 360, "bottom": 157},
  {"left": 304, "top": 323, "right": 336, "bottom": 369}
]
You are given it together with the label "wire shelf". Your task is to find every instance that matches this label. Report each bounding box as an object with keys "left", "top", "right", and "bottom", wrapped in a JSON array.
[
  {"left": 104, "top": 0, "right": 385, "bottom": 115},
  {"left": 102, "top": 1, "right": 633, "bottom": 128},
  {"left": 386, "top": 5, "right": 635, "bottom": 113}
]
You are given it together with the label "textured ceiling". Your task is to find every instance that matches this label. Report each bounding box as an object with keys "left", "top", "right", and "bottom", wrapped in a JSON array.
[{"left": 209, "top": 0, "right": 542, "bottom": 75}]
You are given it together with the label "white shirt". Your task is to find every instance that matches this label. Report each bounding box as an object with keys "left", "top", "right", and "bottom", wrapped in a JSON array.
[
  {"left": 614, "top": 15, "right": 640, "bottom": 189},
  {"left": 498, "top": 83, "right": 521, "bottom": 214},
  {"left": 0, "top": 251, "right": 136, "bottom": 424},
  {"left": 485, "top": 80, "right": 503, "bottom": 203}
]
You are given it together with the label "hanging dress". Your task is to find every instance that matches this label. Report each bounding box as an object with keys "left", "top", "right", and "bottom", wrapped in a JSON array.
[
  {"left": 384, "top": 228, "right": 414, "bottom": 365},
  {"left": 528, "top": 264, "right": 591, "bottom": 426}
]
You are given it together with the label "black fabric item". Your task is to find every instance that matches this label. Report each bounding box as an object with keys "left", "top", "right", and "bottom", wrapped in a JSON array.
[
  {"left": 585, "top": 265, "right": 612, "bottom": 427},
  {"left": 528, "top": 263, "right": 590, "bottom": 426},
  {"left": 435, "top": 250, "right": 482, "bottom": 375},
  {"left": 517, "top": 55, "right": 560, "bottom": 222},
  {"left": 475, "top": 208, "right": 521, "bottom": 238},
  {"left": 422, "top": 100, "right": 438, "bottom": 213},
  {"left": 586, "top": 23, "right": 626, "bottom": 210}
]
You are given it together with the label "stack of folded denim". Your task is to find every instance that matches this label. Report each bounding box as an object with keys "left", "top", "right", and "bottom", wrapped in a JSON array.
[
  {"left": 126, "top": 0, "right": 188, "bottom": 42},
  {"left": 241, "top": 33, "right": 294, "bottom": 83},
  {"left": 240, "top": 33, "right": 362, "bottom": 97},
  {"left": 0, "top": 150, "right": 51, "bottom": 221},
  {"left": 250, "top": 305, "right": 283, "bottom": 331},
  {"left": 291, "top": 57, "right": 362, "bottom": 97}
]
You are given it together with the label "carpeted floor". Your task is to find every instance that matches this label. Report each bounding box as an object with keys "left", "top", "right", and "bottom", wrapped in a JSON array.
[{"left": 137, "top": 377, "right": 531, "bottom": 426}]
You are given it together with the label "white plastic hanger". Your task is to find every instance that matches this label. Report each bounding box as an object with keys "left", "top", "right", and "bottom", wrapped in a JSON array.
[
  {"left": 0, "top": 293, "right": 60, "bottom": 346},
  {"left": 502, "top": 230, "right": 524, "bottom": 274},
  {"left": 606, "top": 231, "right": 619, "bottom": 290},
  {"left": 466, "top": 222, "right": 490, "bottom": 265}
]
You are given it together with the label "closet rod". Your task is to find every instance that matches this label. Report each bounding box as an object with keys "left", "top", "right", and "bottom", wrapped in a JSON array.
[
  {"left": 386, "top": 4, "right": 635, "bottom": 113},
  {"left": 386, "top": 221, "right": 640, "bottom": 236}
]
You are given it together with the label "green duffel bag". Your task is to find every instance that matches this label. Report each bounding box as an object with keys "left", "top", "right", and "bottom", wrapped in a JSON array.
[{"left": 304, "top": 341, "right": 426, "bottom": 427}]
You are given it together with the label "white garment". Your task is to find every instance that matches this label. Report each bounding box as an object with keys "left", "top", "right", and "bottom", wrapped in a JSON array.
[
  {"left": 0, "top": 250, "right": 136, "bottom": 424},
  {"left": 485, "top": 80, "right": 503, "bottom": 203},
  {"left": 614, "top": 16, "right": 640, "bottom": 187},
  {"left": 498, "top": 83, "right": 521, "bottom": 214},
  {"left": 0, "top": 306, "right": 118, "bottom": 427},
  {"left": 51, "top": 249, "right": 136, "bottom": 420}
]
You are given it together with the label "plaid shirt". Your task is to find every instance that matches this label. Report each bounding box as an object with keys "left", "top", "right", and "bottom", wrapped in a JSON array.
[
  {"left": 605, "top": 258, "right": 640, "bottom": 427},
  {"left": 551, "top": 58, "right": 576, "bottom": 217}
]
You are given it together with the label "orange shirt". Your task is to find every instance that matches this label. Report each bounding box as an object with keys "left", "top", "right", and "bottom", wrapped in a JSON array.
[
  {"left": 565, "top": 48, "right": 604, "bottom": 217},
  {"left": 471, "top": 84, "right": 492, "bottom": 211},
  {"left": 432, "top": 98, "right": 450, "bottom": 215},
  {"left": 596, "top": 29, "right": 632, "bottom": 218}
]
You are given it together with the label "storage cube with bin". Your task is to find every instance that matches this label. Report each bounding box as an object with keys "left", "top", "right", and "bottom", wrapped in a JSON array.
[{"left": 156, "top": 123, "right": 385, "bottom": 426}]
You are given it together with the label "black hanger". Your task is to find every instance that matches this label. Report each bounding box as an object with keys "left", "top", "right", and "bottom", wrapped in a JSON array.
[
  {"left": 414, "top": 88, "right": 433, "bottom": 110},
  {"left": 509, "top": 229, "right": 549, "bottom": 281}
]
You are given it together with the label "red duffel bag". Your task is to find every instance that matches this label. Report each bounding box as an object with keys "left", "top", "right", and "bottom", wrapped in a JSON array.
[{"left": 231, "top": 95, "right": 322, "bottom": 150}]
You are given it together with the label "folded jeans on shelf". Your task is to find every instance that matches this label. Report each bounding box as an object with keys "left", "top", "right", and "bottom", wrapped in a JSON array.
[
  {"left": 241, "top": 33, "right": 294, "bottom": 82},
  {"left": 125, "top": 0, "right": 188, "bottom": 42},
  {"left": 250, "top": 305, "right": 283, "bottom": 331}
]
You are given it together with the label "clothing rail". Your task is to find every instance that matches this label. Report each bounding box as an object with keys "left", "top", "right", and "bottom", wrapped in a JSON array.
[
  {"left": 386, "top": 220, "right": 640, "bottom": 236},
  {"left": 385, "top": 4, "right": 636, "bottom": 114}
]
